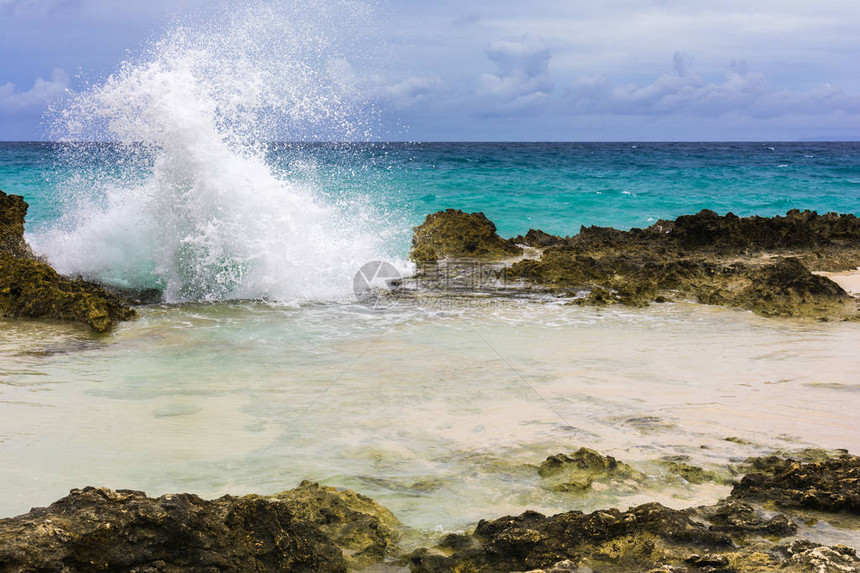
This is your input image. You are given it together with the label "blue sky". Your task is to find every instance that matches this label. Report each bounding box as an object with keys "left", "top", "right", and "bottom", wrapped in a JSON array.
[{"left": 1, "top": 0, "right": 859, "bottom": 141}]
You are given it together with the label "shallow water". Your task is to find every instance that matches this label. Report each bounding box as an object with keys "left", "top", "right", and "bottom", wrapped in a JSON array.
[
  {"left": 2, "top": 299, "right": 858, "bottom": 534},
  {"left": 2, "top": 0, "right": 859, "bottom": 556}
]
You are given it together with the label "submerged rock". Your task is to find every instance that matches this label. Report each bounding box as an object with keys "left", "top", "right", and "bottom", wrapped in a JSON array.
[
  {"left": 0, "top": 189, "right": 135, "bottom": 331},
  {"left": 659, "top": 460, "right": 727, "bottom": 485},
  {"left": 697, "top": 499, "right": 797, "bottom": 538},
  {"left": 0, "top": 483, "right": 402, "bottom": 572},
  {"left": 410, "top": 209, "right": 523, "bottom": 264},
  {"left": 538, "top": 448, "right": 645, "bottom": 492},
  {"left": 409, "top": 208, "right": 860, "bottom": 320}
]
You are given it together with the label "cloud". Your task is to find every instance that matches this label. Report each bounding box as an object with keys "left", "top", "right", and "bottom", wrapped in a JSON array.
[
  {"left": 0, "top": 69, "right": 71, "bottom": 113},
  {"left": 477, "top": 35, "right": 553, "bottom": 112},
  {"left": 0, "top": 0, "right": 81, "bottom": 17},
  {"left": 325, "top": 56, "right": 444, "bottom": 110},
  {"left": 451, "top": 12, "right": 482, "bottom": 27},
  {"left": 564, "top": 53, "right": 860, "bottom": 118},
  {"left": 384, "top": 76, "right": 446, "bottom": 108}
]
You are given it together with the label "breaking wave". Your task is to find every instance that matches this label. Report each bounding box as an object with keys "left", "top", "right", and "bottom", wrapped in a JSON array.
[{"left": 33, "top": 1, "right": 397, "bottom": 303}]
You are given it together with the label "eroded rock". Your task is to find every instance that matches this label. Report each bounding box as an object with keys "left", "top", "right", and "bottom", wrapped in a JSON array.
[
  {"left": 779, "top": 540, "right": 860, "bottom": 572},
  {"left": 696, "top": 500, "right": 797, "bottom": 538},
  {"left": 3, "top": 454, "right": 860, "bottom": 573},
  {"left": 410, "top": 452, "right": 860, "bottom": 572},
  {"left": 0, "top": 483, "right": 402, "bottom": 572},
  {"left": 278, "top": 480, "right": 401, "bottom": 570},
  {"left": 0, "top": 189, "right": 135, "bottom": 331},
  {"left": 410, "top": 209, "right": 523, "bottom": 264},
  {"left": 409, "top": 502, "right": 733, "bottom": 572},
  {"left": 408, "top": 208, "right": 860, "bottom": 320},
  {"left": 732, "top": 454, "right": 860, "bottom": 514},
  {"left": 0, "top": 191, "right": 31, "bottom": 258}
]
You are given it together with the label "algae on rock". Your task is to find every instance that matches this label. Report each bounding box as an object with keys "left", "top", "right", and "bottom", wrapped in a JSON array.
[
  {"left": 732, "top": 454, "right": 860, "bottom": 514},
  {"left": 410, "top": 209, "right": 523, "bottom": 264},
  {"left": 2, "top": 454, "right": 860, "bottom": 572},
  {"left": 0, "top": 483, "right": 403, "bottom": 573},
  {"left": 408, "top": 208, "right": 860, "bottom": 320},
  {"left": 0, "top": 189, "right": 135, "bottom": 331},
  {"left": 410, "top": 454, "right": 860, "bottom": 573},
  {"left": 278, "top": 480, "right": 402, "bottom": 570},
  {"left": 538, "top": 447, "right": 645, "bottom": 492}
]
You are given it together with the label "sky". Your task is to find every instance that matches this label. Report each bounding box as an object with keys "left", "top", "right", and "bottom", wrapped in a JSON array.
[{"left": 1, "top": 0, "right": 859, "bottom": 141}]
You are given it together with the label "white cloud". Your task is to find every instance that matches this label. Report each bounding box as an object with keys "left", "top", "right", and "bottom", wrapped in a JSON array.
[
  {"left": 0, "top": 0, "right": 81, "bottom": 17},
  {"left": 384, "top": 76, "right": 446, "bottom": 108},
  {"left": 0, "top": 69, "right": 71, "bottom": 113},
  {"left": 564, "top": 54, "right": 860, "bottom": 118},
  {"left": 476, "top": 35, "right": 553, "bottom": 112},
  {"left": 324, "top": 56, "right": 444, "bottom": 110}
]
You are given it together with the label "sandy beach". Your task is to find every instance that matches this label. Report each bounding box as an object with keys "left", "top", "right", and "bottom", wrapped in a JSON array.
[{"left": 815, "top": 268, "right": 860, "bottom": 296}]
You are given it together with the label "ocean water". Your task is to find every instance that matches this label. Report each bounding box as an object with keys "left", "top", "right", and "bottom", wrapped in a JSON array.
[
  {"left": 1, "top": 0, "right": 860, "bottom": 549},
  {"left": 5, "top": 140, "right": 860, "bottom": 249},
  {"left": 2, "top": 140, "right": 860, "bottom": 539}
]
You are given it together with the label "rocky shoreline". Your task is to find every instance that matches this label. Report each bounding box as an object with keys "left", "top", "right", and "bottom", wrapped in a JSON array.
[
  {"left": 408, "top": 209, "right": 860, "bottom": 320},
  {"left": 4, "top": 191, "right": 860, "bottom": 329},
  {"left": 0, "top": 190, "right": 135, "bottom": 332},
  {"left": 1, "top": 452, "right": 858, "bottom": 572}
]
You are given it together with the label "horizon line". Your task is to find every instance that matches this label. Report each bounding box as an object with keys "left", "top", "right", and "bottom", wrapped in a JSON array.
[{"left": 0, "top": 139, "right": 858, "bottom": 145}]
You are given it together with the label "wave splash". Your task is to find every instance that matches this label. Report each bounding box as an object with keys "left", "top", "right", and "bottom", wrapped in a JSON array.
[{"left": 33, "top": 1, "right": 393, "bottom": 303}]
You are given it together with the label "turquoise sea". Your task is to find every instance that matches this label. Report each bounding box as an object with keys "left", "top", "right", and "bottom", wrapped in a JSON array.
[
  {"left": 4, "top": 141, "right": 860, "bottom": 245},
  {"left": 1, "top": 141, "right": 860, "bottom": 546}
]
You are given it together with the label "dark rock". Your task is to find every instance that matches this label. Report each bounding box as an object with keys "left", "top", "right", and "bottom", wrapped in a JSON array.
[
  {"left": 410, "top": 502, "right": 733, "bottom": 573},
  {"left": 408, "top": 451, "right": 860, "bottom": 572},
  {"left": 4, "top": 452, "right": 860, "bottom": 573},
  {"left": 104, "top": 285, "right": 164, "bottom": 305},
  {"left": 668, "top": 209, "right": 860, "bottom": 252},
  {"left": 735, "top": 257, "right": 848, "bottom": 317},
  {"left": 0, "top": 189, "right": 135, "bottom": 331},
  {"left": 499, "top": 210, "right": 860, "bottom": 320},
  {"left": 732, "top": 449, "right": 850, "bottom": 478},
  {"left": 731, "top": 454, "right": 860, "bottom": 514},
  {"left": 513, "top": 229, "right": 564, "bottom": 248},
  {"left": 0, "top": 483, "right": 401, "bottom": 572},
  {"left": 684, "top": 552, "right": 730, "bottom": 569},
  {"left": 410, "top": 209, "right": 523, "bottom": 264},
  {"left": 406, "top": 208, "right": 860, "bottom": 319},
  {"left": 0, "top": 191, "right": 31, "bottom": 258}
]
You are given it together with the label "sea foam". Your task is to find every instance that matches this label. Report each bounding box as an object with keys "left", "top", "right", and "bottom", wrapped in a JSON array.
[{"left": 33, "top": 1, "right": 394, "bottom": 303}]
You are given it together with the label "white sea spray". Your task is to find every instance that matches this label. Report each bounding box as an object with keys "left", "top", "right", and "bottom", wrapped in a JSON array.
[{"left": 33, "top": 1, "right": 399, "bottom": 302}]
